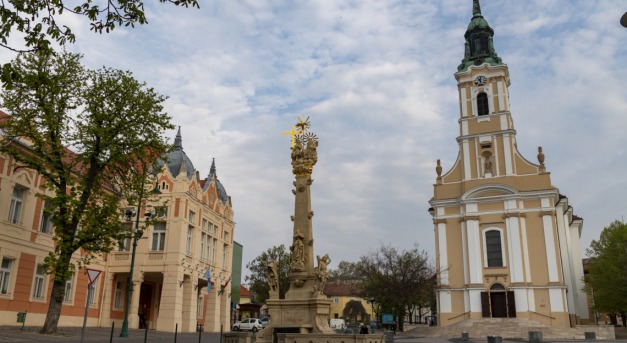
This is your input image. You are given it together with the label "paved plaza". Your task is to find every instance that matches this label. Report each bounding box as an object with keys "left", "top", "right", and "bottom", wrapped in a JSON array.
[{"left": 0, "top": 326, "right": 625, "bottom": 343}]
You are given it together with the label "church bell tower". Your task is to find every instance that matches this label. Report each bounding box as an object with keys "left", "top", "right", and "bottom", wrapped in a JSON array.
[{"left": 430, "top": 0, "right": 589, "bottom": 329}]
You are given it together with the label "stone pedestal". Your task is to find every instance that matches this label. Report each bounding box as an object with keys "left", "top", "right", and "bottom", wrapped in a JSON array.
[{"left": 253, "top": 296, "right": 333, "bottom": 343}]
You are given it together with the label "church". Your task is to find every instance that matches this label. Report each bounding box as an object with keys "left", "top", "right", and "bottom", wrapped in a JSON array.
[{"left": 430, "top": 0, "right": 589, "bottom": 328}]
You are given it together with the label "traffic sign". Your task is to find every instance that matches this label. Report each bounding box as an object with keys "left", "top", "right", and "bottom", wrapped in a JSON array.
[{"left": 86, "top": 269, "right": 101, "bottom": 285}]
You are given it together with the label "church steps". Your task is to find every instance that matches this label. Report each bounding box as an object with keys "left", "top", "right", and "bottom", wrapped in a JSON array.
[{"left": 401, "top": 319, "right": 615, "bottom": 340}]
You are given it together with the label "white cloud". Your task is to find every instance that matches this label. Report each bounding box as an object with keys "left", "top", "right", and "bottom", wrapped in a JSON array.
[{"left": 1, "top": 0, "right": 625, "bottom": 274}]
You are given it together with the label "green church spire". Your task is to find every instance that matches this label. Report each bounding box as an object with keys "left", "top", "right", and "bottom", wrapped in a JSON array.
[{"left": 457, "top": 0, "right": 503, "bottom": 72}]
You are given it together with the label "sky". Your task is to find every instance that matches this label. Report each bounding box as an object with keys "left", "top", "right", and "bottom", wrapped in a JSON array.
[{"left": 1, "top": 0, "right": 626, "bottom": 279}]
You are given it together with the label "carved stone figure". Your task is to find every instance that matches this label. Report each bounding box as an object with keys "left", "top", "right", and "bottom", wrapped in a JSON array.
[
  {"left": 267, "top": 260, "right": 279, "bottom": 298},
  {"left": 313, "top": 254, "right": 331, "bottom": 295},
  {"left": 484, "top": 155, "right": 493, "bottom": 175},
  {"left": 290, "top": 230, "right": 306, "bottom": 271}
]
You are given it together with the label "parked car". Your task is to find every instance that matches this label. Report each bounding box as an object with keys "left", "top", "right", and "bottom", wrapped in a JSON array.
[
  {"left": 329, "top": 318, "right": 347, "bottom": 330},
  {"left": 233, "top": 318, "right": 263, "bottom": 332}
]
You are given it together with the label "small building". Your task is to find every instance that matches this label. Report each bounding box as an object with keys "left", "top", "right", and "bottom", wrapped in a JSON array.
[{"left": 324, "top": 282, "right": 373, "bottom": 323}]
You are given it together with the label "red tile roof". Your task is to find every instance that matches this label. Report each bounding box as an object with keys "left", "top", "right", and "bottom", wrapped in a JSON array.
[{"left": 240, "top": 285, "right": 252, "bottom": 296}]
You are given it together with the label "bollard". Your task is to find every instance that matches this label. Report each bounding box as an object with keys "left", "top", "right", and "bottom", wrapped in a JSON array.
[
  {"left": 487, "top": 335, "right": 502, "bottom": 343},
  {"left": 585, "top": 332, "right": 596, "bottom": 341},
  {"left": 462, "top": 332, "right": 469, "bottom": 341},
  {"left": 110, "top": 322, "right": 115, "bottom": 343},
  {"left": 144, "top": 324, "right": 148, "bottom": 343},
  {"left": 529, "top": 331, "right": 543, "bottom": 342}
]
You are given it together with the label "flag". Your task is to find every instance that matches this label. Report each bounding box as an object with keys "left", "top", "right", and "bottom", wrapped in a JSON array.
[
  {"left": 204, "top": 268, "right": 211, "bottom": 292},
  {"left": 218, "top": 277, "right": 231, "bottom": 296}
]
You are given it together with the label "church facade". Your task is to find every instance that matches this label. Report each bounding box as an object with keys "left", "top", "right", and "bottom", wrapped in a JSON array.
[{"left": 430, "top": 0, "right": 588, "bottom": 328}]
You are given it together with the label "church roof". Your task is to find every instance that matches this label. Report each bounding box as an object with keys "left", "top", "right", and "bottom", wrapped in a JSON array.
[{"left": 457, "top": 0, "right": 503, "bottom": 72}]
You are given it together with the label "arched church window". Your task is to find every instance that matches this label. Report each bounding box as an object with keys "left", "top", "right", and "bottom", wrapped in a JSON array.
[
  {"left": 485, "top": 230, "right": 503, "bottom": 267},
  {"left": 490, "top": 283, "right": 505, "bottom": 291},
  {"left": 477, "top": 92, "right": 489, "bottom": 116}
]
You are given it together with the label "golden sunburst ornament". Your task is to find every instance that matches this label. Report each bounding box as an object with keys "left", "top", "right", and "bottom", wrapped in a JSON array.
[{"left": 295, "top": 116, "right": 311, "bottom": 134}]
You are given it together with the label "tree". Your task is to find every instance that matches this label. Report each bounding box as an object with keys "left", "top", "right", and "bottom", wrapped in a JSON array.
[
  {"left": 342, "top": 300, "right": 368, "bottom": 324},
  {"left": 245, "top": 245, "right": 291, "bottom": 304},
  {"left": 585, "top": 220, "right": 627, "bottom": 326},
  {"left": 0, "top": 0, "right": 199, "bottom": 52},
  {"left": 357, "top": 243, "right": 434, "bottom": 332},
  {"left": 0, "top": 49, "right": 173, "bottom": 334},
  {"left": 329, "top": 260, "right": 362, "bottom": 284}
]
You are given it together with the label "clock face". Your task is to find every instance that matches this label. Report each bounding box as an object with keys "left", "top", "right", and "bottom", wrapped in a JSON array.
[{"left": 474, "top": 75, "right": 487, "bottom": 86}]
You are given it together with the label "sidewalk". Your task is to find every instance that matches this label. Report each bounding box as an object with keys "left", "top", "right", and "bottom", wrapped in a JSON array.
[{"left": 0, "top": 326, "right": 223, "bottom": 343}]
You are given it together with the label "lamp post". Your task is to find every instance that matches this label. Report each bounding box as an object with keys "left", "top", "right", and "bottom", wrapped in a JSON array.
[
  {"left": 621, "top": 12, "right": 627, "bottom": 28},
  {"left": 120, "top": 181, "right": 159, "bottom": 337}
]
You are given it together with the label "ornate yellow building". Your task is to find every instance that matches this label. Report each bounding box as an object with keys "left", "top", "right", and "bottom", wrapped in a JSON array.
[
  {"left": 430, "top": 0, "right": 588, "bottom": 328},
  {"left": 0, "top": 124, "right": 235, "bottom": 333}
]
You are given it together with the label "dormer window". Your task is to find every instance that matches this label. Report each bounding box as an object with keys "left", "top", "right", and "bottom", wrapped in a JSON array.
[{"left": 477, "top": 92, "right": 489, "bottom": 116}]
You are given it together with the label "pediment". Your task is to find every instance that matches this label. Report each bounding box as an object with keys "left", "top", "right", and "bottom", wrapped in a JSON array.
[{"left": 462, "top": 184, "right": 518, "bottom": 200}]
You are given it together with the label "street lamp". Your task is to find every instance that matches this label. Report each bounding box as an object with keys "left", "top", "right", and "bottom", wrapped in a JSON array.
[
  {"left": 120, "top": 181, "right": 160, "bottom": 337},
  {"left": 621, "top": 12, "right": 627, "bottom": 28}
]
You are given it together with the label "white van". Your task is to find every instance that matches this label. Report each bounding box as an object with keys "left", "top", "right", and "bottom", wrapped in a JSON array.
[{"left": 329, "top": 319, "right": 346, "bottom": 330}]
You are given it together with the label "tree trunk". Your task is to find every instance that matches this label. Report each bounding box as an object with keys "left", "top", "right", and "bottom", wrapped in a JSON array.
[
  {"left": 621, "top": 311, "right": 626, "bottom": 327},
  {"left": 41, "top": 254, "right": 72, "bottom": 334},
  {"left": 40, "top": 279, "right": 66, "bottom": 334}
]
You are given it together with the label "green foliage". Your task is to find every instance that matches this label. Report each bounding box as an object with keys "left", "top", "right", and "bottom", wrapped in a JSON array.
[
  {"left": 357, "top": 243, "right": 434, "bottom": 332},
  {"left": 0, "top": 49, "right": 174, "bottom": 333},
  {"left": 245, "top": 245, "right": 291, "bottom": 304},
  {"left": 342, "top": 300, "right": 368, "bottom": 324},
  {"left": 329, "top": 260, "right": 362, "bottom": 284},
  {"left": 0, "top": 0, "right": 199, "bottom": 52},
  {"left": 585, "top": 220, "right": 627, "bottom": 314}
]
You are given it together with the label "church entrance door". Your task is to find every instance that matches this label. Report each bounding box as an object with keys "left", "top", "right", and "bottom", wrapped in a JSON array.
[{"left": 490, "top": 292, "right": 507, "bottom": 318}]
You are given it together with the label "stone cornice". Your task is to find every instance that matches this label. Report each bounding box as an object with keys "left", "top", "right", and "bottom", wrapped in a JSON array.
[
  {"left": 503, "top": 212, "right": 526, "bottom": 219},
  {"left": 459, "top": 215, "right": 480, "bottom": 222}
]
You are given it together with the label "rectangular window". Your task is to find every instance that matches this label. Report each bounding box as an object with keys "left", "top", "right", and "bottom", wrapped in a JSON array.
[
  {"left": 152, "top": 222, "right": 166, "bottom": 251},
  {"left": 188, "top": 211, "right": 196, "bottom": 224},
  {"left": 8, "top": 187, "right": 25, "bottom": 224},
  {"left": 63, "top": 274, "right": 73, "bottom": 303},
  {"left": 114, "top": 281, "right": 123, "bottom": 308},
  {"left": 0, "top": 258, "right": 12, "bottom": 294},
  {"left": 186, "top": 226, "right": 193, "bottom": 255},
  {"left": 212, "top": 224, "right": 217, "bottom": 236},
  {"left": 33, "top": 264, "right": 45, "bottom": 299},
  {"left": 88, "top": 281, "right": 97, "bottom": 306},
  {"left": 486, "top": 230, "right": 503, "bottom": 267},
  {"left": 40, "top": 201, "right": 53, "bottom": 233},
  {"left": 334, "top": 298, "right": 339, "bottom": 304},
  {"left": 224, "top": 231, "right": 230, "bottom": 243},
  {"left": 212, "top": 238, "right": 217, "bottom": 263},
  {"left": 222, "top": 244, "right": 228, "bottom": 268},
  {"left": 200, "top": 233, "right": 206, "bottom": 260},
  {"left": 202, "top": 218, "right": 208, "bottom": 231},
  {"left": 197, "top": 294, "right": 203, "bottom": 318},
  {"left": 118, "top": 223, "right": 132, "bottom": 252},
  {"left": 205, "top": 235, "right": 211, "bottom": 262}
]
